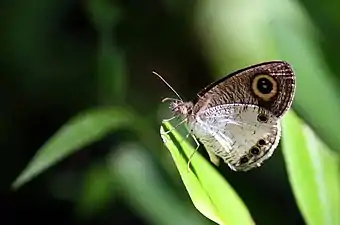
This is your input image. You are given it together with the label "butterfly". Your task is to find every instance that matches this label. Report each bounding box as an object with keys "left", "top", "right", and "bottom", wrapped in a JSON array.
[{"left": 156, "top": 61, "right": 295, "bottom": 171}]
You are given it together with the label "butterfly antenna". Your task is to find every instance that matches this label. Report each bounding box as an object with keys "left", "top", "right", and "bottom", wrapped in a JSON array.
[{"left": 152, "top": 70, "right": 183, "bottom": 101}]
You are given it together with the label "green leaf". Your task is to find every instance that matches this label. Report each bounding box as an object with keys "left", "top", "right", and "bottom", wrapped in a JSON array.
[
  {"left": 195, "top": 0, "right": 340, "bottom": 154},
  {"left": 110, "top": 144, "right": 212, "bottom": 225},
  {"left": 76, "top": 162, "right": 114, "bottom": 218},
  {"left": 12, "top": 107, "right": 134, "bottom": 190},
  {"left": 271, "top": 16, "right": 340, "bottom": 154},
  {"left": 160, "top": 122, "right": 254, "bottom": 225},
  {"left": 282, "top": 110, "right": 340, "bottom": 225}
]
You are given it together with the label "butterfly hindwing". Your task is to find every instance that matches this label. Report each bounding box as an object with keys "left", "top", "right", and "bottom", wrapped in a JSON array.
[{"left": 188, "top": 104, "right": 280, "bottom": 171}]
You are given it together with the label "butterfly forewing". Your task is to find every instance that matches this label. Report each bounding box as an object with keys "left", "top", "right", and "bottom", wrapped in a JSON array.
[{"left": 193, "top": 61, "right": 295, "bottom": 118}]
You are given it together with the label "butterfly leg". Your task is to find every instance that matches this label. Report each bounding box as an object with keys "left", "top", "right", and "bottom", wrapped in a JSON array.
[
  {"left": 160, "top": 118, "right": 186, "bottom": 135},
  {"left": 161, "top": 97, "right": 180, "bottom": 103},
  {"left": 186, "top": 134, "right": 201, "bottom": 172},
  {"left": 162, "top": 115, "right": 177, "bottom": 122}
]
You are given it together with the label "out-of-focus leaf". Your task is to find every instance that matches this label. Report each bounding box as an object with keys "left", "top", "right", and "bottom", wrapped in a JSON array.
[
  {"left": 76, "top": 162, "right": 114, "bottom": 218},
  {"left": 86, "top": 0, "right": 126, "bottom": 104},
  {"left": 109, "top": 143, "right": 211, "bottom": 225},
  {"left": 160, "top": 122, "right": 254, "bottom": 225},
  {"left": 270, "top": 10, "right": 340, "bottom": 155},
  {"left": 282, "top": 110, "right": 340, "bottom": 225},
  {"left": 194, "top": 0, "right": 340, "bottom": 153},
  {"left": 12, "top": 107, "right": 134, "bottom": 189}
]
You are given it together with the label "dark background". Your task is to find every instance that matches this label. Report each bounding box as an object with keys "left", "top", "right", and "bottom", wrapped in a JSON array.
[{"left": 2, "top": 0, "right": 340, "bottom": 224}]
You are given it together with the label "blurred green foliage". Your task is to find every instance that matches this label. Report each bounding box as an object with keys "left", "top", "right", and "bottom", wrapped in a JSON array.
[
  {"left": 3, "top": 0, "right": 340, "bottom": 225},
  {"left": 282, "top": 111, "right": 340, "bottom": 225}
]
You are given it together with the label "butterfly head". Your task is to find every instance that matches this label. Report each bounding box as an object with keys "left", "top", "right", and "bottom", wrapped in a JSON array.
[
  {"left": 163, "top": 98, "right": 193, "bottom": 117},
  {"left": 153, "top": 71, "right": 194, "bottom": 118}
]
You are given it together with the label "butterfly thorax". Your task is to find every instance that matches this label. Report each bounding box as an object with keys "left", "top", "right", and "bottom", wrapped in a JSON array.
[{"left": 169, "top": 100, "right": 194, "bottom": 118}]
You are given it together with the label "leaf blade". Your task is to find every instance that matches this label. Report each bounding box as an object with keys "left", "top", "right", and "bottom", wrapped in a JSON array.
[
  {"left": 12, "top": 107, "right": 134, "bottom": 189},
  {"left": 161, "top": 122, "right": 254, "bottom": 225},
  {"left": 282, "top": 110, "right": 340, "bottom": 225}
]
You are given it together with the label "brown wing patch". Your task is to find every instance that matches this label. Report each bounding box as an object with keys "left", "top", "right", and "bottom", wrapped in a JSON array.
[{"left": 193, "top": 61, "right": 295, "bottom": 118}]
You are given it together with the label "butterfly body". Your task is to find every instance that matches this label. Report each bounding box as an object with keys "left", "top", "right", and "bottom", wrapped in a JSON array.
[{"left": 163, "top": 61, "right": 295, "bottom": 171}]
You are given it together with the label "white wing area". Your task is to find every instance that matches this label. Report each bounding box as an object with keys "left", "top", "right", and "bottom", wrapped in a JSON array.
[{"left": 188, "top": 104, "right": 281, "bottom": 170}]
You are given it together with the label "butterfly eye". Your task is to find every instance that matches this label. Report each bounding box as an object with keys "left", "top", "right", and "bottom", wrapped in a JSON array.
[
  {"left": 257, "top": 139, "right": 266, "bottom": 146},
  {"left": 257, "top": 114, "right": 268, "bottom": 123},
  {"left": 251, "top": 74, "right": 277, "bottom": 101},
  {"left": 250, "top": 146, "right": 261, "bottom": 155},
  {"left": 239, "top": 156, "right": 249, "bottom": 164}
]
